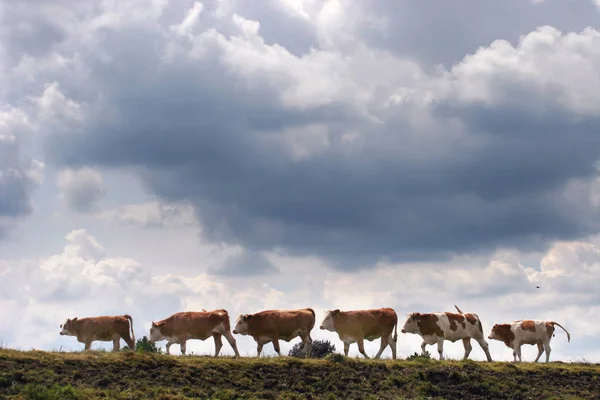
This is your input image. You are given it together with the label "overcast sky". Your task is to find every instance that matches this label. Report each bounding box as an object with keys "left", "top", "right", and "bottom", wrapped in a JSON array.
[{"left": 2, "top": 0, "right": 600, "bottom": 362}]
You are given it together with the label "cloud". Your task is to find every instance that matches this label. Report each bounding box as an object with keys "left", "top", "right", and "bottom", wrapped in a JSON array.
[
  {"left": 94, "top": 201, "right": 196, "bottom": 228},
  {"left": 0, "top": 107, "right": 44, "bottom": 241},
  {"left": 18, "top": 2, "right": 596, "bottom": 270},
  {"left": 57, "top": 167, "right": 105, "bottom": 213},
  {"left": 208, "top": 248, "right": 278, "bottom": 277}
]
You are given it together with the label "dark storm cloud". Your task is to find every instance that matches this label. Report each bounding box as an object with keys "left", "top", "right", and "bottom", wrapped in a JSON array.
[{"left": 25, "top": 0, "right": 600, "bottom": 270}]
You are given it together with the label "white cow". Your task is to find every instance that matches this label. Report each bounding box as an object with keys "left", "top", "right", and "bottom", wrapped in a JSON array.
[
  {"left": 488, "top": 319, "right": 570, "bottom": 362},
  {"left": 401, "top": 305, "right": 493, "bottom": 361}
]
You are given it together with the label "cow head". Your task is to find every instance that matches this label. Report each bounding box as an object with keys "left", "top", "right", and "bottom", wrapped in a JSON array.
[
  {"left": 232, "top": 314, "right": 252, "bottom": 335},
  {"left": 319, "top": 309, "right": 340, "bottom": 331},
  {"left": 488, "top": 323, "right": 512, "bottom": 343},
  {"left": 59, "top": 317, "right": 78, "bottom": 336},
  {"left": 148, "top": 321, "right": 166, "bottom": 343},
  {"left": 401, "top": 313, "right": 420, "bottom": 334}
]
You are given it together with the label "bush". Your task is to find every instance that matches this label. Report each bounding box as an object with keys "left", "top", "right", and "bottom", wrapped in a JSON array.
[
  {"left": 324, "top": 353, "right": 346, "bottom": 364},
  {"left": 122, "top": 336, "right": 162, "bottom": 354},
  {"left": 288, "top": 340, "right": 336, "bottom": 358},
  {"left": 406, "top": 351, "right": 432, "bottom": 362}
]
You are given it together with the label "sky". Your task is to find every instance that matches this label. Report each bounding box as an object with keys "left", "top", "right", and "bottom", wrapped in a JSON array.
[{"left": 1, "top": 0, "right": 600, "bottom": 362}]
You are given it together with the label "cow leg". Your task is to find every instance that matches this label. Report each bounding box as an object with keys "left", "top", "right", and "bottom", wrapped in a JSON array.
[
  {"left": 544, "top": 341, "right": 551, "bottom": 363},
  {"left": 84, "top": 341, "right": 92, "bottom": 351},
  {"left": 112, "top": 337, "right": 121, "bottom": 352},
  {"left": 420, "top": 340, "right": 428, "bottom": 356},
  {"left": 165, "top": 341, "right": 174, "bottom": 355},
  {"left": 343, "top": 343, "right": 350, "bottom": 357},
  {"left": 474, "top": 337, "right": 493, "bottom": 362},
  {"left": 462, "top": 338, "right": 472, "bottom": 360},
  {"left": 223, "top": 331, "right": 240, "bottom": 357},
  {"left": 388, "top": 333, "right": 397, "bottom": 360},
  {"left": 357, "top": 339, "right": 370, "bottom": 359},
  {"left": 512, "top": 346, "right": 518, "bottom": 362},
  {"left": 533, "top": 342, "right": 544, "bottom": 362},
  {"left": 436, "top": 339, "right": 444, "bottom": 361},
  {"left": 123, "top": 333, "right": 135, "bottom": 349},
  {"left": 374, "top": 336, "right": 389, "bottom": 359},
  {"left": 180, "top": 340, "right": 187, "bottom": 355},
  {"left": 301, "top": 335, "right": 312, "bottom": 358},
  {"left": 256, "top": 343, "right": 264, "bottom": 357},
  {"left": 514, "top": 343, "right": 523, "bottom": 362},
  {"left": 213, "top": 334, "right": 223, "bottom": 357},
  {"left": 272, "top": 337, "right": 282, "bottom": 356}
]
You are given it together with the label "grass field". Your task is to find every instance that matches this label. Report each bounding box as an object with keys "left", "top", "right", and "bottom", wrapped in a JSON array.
[{"left": 1, "top": 348, "right": 599, "bottom": 399}]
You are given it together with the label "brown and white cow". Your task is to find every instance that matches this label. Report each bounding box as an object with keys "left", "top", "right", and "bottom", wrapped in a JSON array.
[
  {"left": 401, "top": 305, "right": 493, "bottom": 361},
  {"left": 319, "top": 308, "right": 398, "bottom": 359},
  {"left": 149, "top": 310, "right": 240, "bottom": 356},
  {"left": 488, "top": 319, "right": 571, "bottom": 362},
  {"left": 233, "top": 308, "right": 315, "bottom": 357},
  {"left": 60, "top": 314, "right": 135, "bottom": 351}
]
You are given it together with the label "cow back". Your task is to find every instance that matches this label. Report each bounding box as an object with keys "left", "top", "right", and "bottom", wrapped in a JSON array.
[
  {"left": 158, "top": 311, "right": 228, "bottom": 338},
  {"left": 247, "top": 309, "right": 315, "bottom": 337},
  {"left": 74, "top": 316, "right": 130, "bottom": 340},
  {"left": 334, "top": 308, "right": 397, "bottom": 338}
]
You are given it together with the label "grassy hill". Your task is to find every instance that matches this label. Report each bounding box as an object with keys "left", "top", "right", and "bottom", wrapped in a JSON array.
[{"left": 1, "top": 348, "right": 599, "bottom": 399}]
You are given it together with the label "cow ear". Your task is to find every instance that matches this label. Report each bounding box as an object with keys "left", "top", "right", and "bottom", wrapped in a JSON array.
[
  {"left": 72, "top": 317, "right": 78, "bottom": 322},
  {"left": 333, "top": 309, "right": 340, "bottom": 315},
  {"left": 156, "top": 321, "right": 166, "bottom": 328},
  {"left": 246, "top": 314, "right": 253, "bottom": 320},
  {"left": 151, "top": 321, "right": 157, "bottom": 327}
]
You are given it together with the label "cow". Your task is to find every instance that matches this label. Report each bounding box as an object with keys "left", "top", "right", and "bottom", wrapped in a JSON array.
[
  {"left": 59, "top": 314, "right": 135, "bottom": 351},
  {"left": 233, "top": 308, "right": 315, "bottom": 357},
  {"left": 401, "top": 305, "right": 493, "bottom": 361},
  {"left": 319, "top": 308, "right": 398, "bottom": 359},
  {"left": 149, "top": 310, "right": 240, "bottom": 357},
  {"left": 488, "top": 319, "right": 571, "bottom": 362}
]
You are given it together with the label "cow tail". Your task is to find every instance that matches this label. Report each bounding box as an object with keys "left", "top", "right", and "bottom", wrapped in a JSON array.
[
  {"left": 124, "top": 314, "right": 135, "bottom": 344},
  {"left": 454, "top": 305, "right": 464, "bottom": 314},
  {"left": 306, "top": 308, "right": 316, "bottom": 331},
  {"left": 393, "top": 317, "right": 398, "bottom": 341},
  {"left": 551, "top": 321, "right": 571, "bottom": 342}
]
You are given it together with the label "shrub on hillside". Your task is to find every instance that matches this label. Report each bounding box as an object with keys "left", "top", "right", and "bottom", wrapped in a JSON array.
[
  {"left": 406, "top": 351, "right": 432, "bottom": 362},
  {"left": 288, "top": 340, "right": 336, "bottom": 358},
  {"left": 122, "top": 336, "right": 162, "bottom": 354}
]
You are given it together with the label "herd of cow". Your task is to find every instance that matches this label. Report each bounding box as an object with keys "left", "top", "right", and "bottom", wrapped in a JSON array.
[{"left": 59, "top": 306, "right": 571, "bottom": 363}]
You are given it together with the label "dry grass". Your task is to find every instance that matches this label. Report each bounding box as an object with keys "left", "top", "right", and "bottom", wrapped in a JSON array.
[{"left": 1, "top": 348, "right": 600, "bottom": 399}]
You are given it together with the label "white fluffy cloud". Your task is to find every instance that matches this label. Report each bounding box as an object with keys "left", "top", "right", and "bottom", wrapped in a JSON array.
[{"left": 443, "top": 26, "right": 600, "bottom": 115}]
